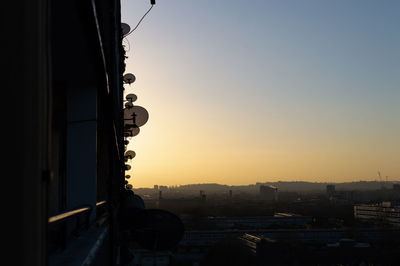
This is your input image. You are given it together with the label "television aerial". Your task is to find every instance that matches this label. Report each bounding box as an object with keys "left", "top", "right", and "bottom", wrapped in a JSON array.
[
  {"left": 121, "top": 23, "right": 131, "bottom": 36},
  {"left": 123, "top": 73, "right": 136, "bottom": 85}
]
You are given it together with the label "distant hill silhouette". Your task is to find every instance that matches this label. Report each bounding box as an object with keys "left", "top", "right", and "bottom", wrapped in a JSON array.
[{"left": 136, "top": 181, "right": 400, "bottom": 193}]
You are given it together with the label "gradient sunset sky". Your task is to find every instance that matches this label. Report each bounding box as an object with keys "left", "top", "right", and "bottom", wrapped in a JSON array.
[{"left": 121, "top": 0, "right": 399, "bottom": 188}]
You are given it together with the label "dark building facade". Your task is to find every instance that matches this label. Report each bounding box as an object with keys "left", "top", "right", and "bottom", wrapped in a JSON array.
[{"left": 6, "top": 1, "right": 143, "bottom": 265}]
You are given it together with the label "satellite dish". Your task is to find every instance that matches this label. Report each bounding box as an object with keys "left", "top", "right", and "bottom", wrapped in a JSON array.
[
  {"left": 127, "top": 209, "right": 185, "bottom": 251},
  {"left": 125, "top": 150, "right": 136, "bottom": 160},
  {"left": 121, "top": 194, "right": 146, "bottom": 231},
  {"left": 125, "top": 164, "right": 131, "bottom": 170},
  {"left": 124, "top": 125, "right": 140, "bottom": 138},
  {"left": 126, "top": 94, "right": 137, "bottom": 103},
  {"left": 121, "top": 23, "right": 131, "bottom": 36},
  {"left": 123, "top": 193, "right": 145, "bottom": 210},
  {"left": 125, "top": 175, "right": 131, "bottom": 179},
  {"left": 123, "top": 73, "right": 136, "bottom": 84},
  {"left": 124, "top": 106, "right": 149, "bottom": 127},
  {"left": 124, "top": 140, "right": 129, "bottom": 145},
  {"left": 126, "top": 184, "right": 133, "bottom": 190},
  {"left": 125, "top": 102, "right": 133, "bottom": 109}
]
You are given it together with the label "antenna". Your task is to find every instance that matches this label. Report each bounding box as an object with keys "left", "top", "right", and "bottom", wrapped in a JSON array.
[
  {"left": 378, "top": 171, "right": 384, "bottom": 189},
  {"left": 123, "top": 73, "right": 136, "bottom": 84}
]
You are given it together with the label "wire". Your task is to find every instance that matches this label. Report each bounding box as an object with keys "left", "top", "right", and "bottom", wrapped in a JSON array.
[{"left": 125, "top": 5, "right": 154, "bottom": 37}]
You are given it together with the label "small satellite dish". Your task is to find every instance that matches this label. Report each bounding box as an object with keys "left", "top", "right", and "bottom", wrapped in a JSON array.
[
  {"left": 126, "top": 184, "right": 133, "bottom": 190},
  {"left": 125, "top": 94, "right": 137, "bottom": 103},
  {"left": 121, "top": 23, "right": 131, "bottom": 36},
  {"left": 125, "top": 175, "right": 131, "bottom": 179},
  {"left": 124, "top": 125, "right": 140, "bottom": 138},
  {"left": 124, "top": 140, "right": 129, "bottom": 145},
  {"left": 125, "top": 102, "right": 133, "bottom": 109},
  {"left": 123, "top": 73, "right": 136, "bottom": 84},
  {"left": 125, "top": 150, "right": 136, "bottom": 160},
  {"left": 125, "top": 164, "right": 131, "bottom": 170},
  {"left": 124, "top": 106, "right": 149, "bottom": 127},
  {"left": 127, "top": 209, "right": 185, "bottom": 251}
]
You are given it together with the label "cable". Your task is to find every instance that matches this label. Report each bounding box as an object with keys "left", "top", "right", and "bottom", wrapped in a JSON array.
[{"left": 125, "top": 5, "right": 154, "bottom": 37}]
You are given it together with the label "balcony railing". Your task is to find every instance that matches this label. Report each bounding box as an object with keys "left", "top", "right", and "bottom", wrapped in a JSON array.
[{"left": 48, "top": 201, "right": 107, "bottom": 252}]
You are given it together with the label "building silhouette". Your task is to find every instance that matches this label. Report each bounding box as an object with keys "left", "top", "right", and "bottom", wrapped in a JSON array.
[{"left": 7, "top": 1, "right": 185, "bottom": 265}]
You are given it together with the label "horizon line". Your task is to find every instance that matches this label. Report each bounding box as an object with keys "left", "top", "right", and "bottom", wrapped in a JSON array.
[{"left": 134, "top": 179, "right": 400, "bottom": 189}]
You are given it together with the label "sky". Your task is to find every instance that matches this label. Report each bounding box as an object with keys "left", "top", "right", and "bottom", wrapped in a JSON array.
[{"left": 121, "top": 0, "right": 399, "bottom": 188}]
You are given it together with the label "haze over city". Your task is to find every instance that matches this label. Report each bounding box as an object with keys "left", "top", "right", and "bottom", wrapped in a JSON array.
[{"left": 122, "top": 0, "right": 400, "bottom": 188}]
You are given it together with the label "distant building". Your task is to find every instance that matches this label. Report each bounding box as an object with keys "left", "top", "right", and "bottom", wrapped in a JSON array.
[
  {"left": 326, "top": 185, "right": 336, "bottom": 197},
  {"left": 205, "top": 215, "right": 312, "bottom": 229},
  {"left": 199, "top": 190, "right": 207, "bottom": 202},
  {"left": 159, "top": 185, "right": 168, "bottom": 190},
  {"left": 393, "top": 184, "right": 400, "bottom": 191},
  {"left": 354, "top": 202, "right": 400, "bottom": 227},
  {"left": 154, "top": 185, "right": 159, "bottom": 190},
  {"left": 238, "top": 232, "right": 400, "bottom": 266},
  {"left": 260, "top": 185, "right": 278, "bottom": 201}
]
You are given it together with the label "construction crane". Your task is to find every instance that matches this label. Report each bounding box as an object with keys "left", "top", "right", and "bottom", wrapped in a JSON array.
[{"left": 378, "top": 171, "right": 385, "bottom": 189}]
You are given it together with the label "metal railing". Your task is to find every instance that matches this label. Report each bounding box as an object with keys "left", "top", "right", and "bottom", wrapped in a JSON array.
[
  {"left": 48, "top": 201, "right": 107, "bottom": 251},
  {"left": 48, "top": 206, "right": 92, "bottom": 225}
]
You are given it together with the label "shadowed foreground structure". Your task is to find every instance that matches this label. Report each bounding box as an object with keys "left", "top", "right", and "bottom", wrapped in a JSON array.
[{"left": 6, "top": 0, "right": 183, "bottom": 265}]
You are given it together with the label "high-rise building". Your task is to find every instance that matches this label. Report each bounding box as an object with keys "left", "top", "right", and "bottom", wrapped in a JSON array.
[{"left": 10, "top": 1, "right": 183, "bottom": 265}]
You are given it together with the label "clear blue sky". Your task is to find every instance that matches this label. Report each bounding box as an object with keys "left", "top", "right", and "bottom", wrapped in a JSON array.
[{"left": 121, "top": 0, "right": 399, "bottom": 187}]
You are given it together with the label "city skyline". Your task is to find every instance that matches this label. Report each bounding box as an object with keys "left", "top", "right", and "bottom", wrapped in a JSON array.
[{"left": 121, "top": 0, "right": 400, "bottom": 188}]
